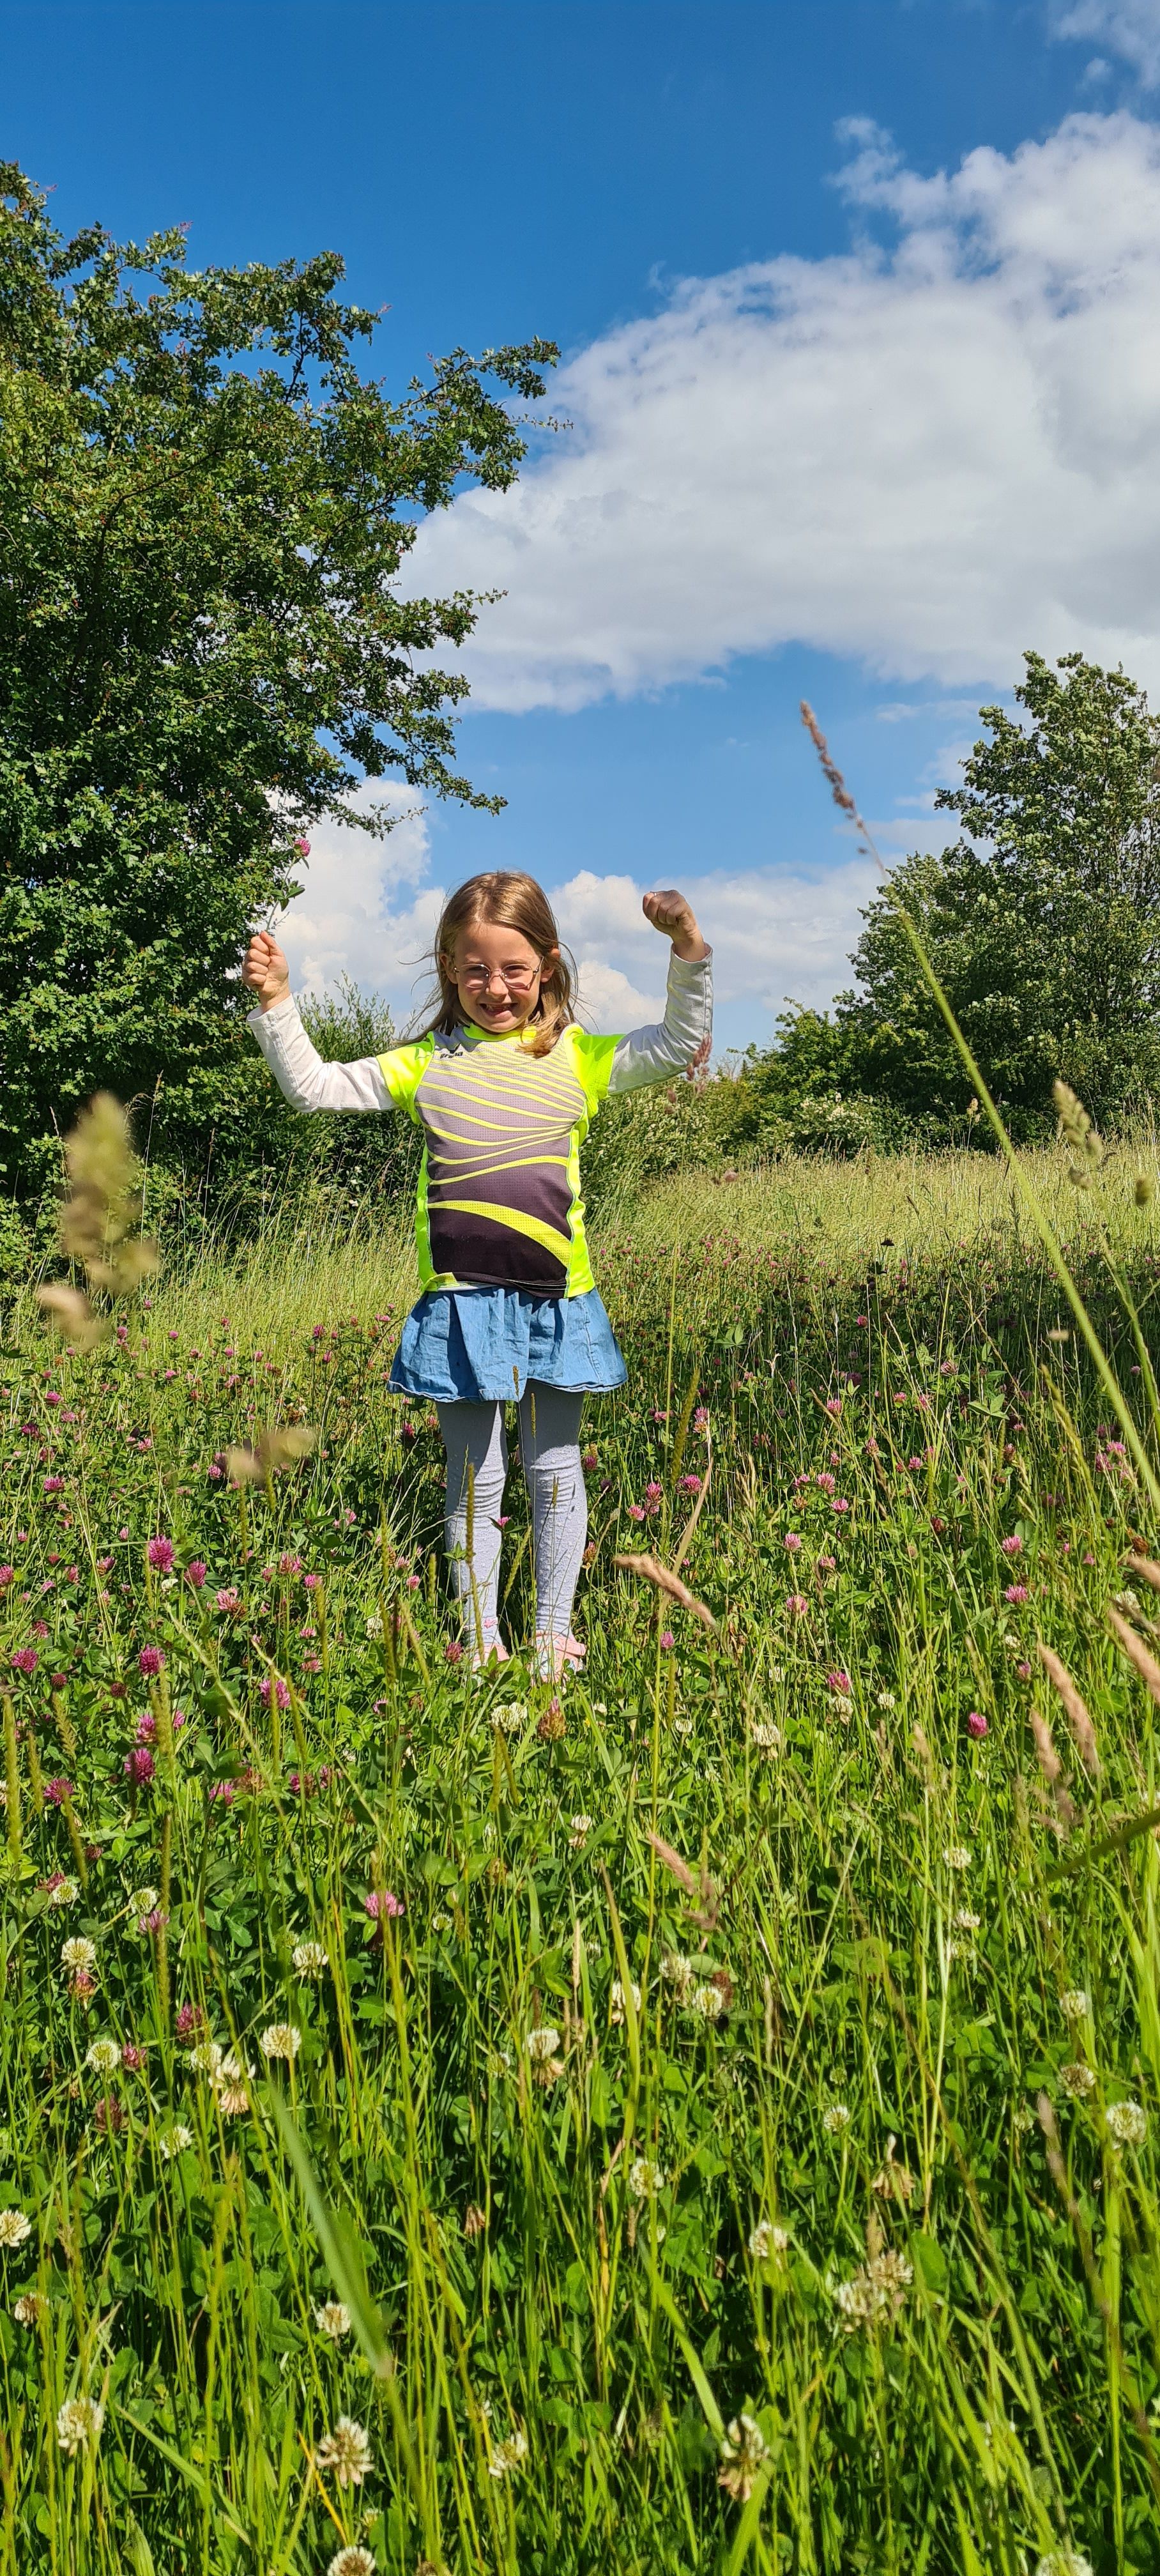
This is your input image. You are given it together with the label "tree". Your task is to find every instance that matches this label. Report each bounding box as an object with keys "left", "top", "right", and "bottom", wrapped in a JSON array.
[
  {"left": 837, "top": 653, "right": 1160, "bottom": 1133},
  {"left": 0, "top": 163, "right": 556, "bottom": 1203}
]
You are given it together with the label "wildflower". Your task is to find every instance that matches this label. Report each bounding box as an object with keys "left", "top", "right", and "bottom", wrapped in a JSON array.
[
  {"left": 1106, "top": 2099, "right": 1148, "bottom": 2148},
  {"left": 610, "top": 1977, "right": 641, "bottom": 2025},
  {"left": 260, "top": 2023, "right": 301, "bottom": 2062},
  {"left": 259, "top": 1675, "right": 291, "bottom": 1708},
  {"left": 189, "top": 2040, "right": 224, "bottom": 2076},
  {"left": 56, "top": 2395, "right": 103, "bottom": 2455},
  {"left": 176, "top": 2002, "right": 207, "bottom": 2044},
  {"left": 1000, "top": 1535, "right": 1023, "bottom": 1556},
  {"left": 293, "top": 1940, "right": 328, "bottom": 1979},
  {"left": 126, "top": 1886, "right": 158, "bottom": 1920},
  {"left": 211, "top": 2051, "right": 253, "bottom": 2115},
  {"left": 13, "top": 2292, "right": 45, "bottom": 2323},
  {"left": 0, "top": 2210, "right": 32, "bottom": 2248},
  {"left": 316, "top": 2418, "right": 374, "bottom": 2486},
  {"left": 84, "top": 2038, "right": 121, "bottom": 2076},
  {"left": 1060, "top": 2062, "right": 1096, "bottom": 2097},
  {"left": 1060, "top": 1989, "right": 1090, "bottom": 2023},
  {"left": 662, "top": 1953, "right": 696, "bottom": 1998},
  {"left": 185, "top": 1560, "right": 208, "bottom": 1588},
  {"left": 688, "top": 1982, "right": 726, "bottom": 2021},
  {"left": 627, "top": 2157, "right": 665, "bottom": 2200},
  {"left": 659, "top": 1629, "right": 675, "bottom": 1651},
  {"left": 526, "top": 2026, "right": 562, "bottom": 2063},
  {"left": 678, "top": 1473, "right": 701, "bottom": 1491},
  {"left": 944, "top": 1846, "right": 972, "bottom": 1871},
  {"left": 750, "top": 1720, "right": 782, "bottom": 1754},
  {"left": 1004, "top": 1584, "right": 1030, "bottom": 1606},
  {"left": 364, "top": 1889, "right": 404, "bottom": 1920},
  {"left": 444, "top": 1639, "right": 464, "bottom": 1666},
  {"left": 568, "top": 1813, "right": 594, "bottom": 1847},
  {"left": 718, "top": 2414, "right": 768, "bottom": 2503},
  {"left": 314, "top": 2299, "right": 352, "bottom": 2339},
  {"left": 822, "top": 2103, "right": 850, "bottom": 2136},
  {"left": 208, "top": 1779, "right": 236, "bottom": 1804},
  {"left": 137, "top": 1646, "right": 165, "bottom": 1676},
  {"left": 966, "top": 1710, "right": 988, "bottom": 1738},
  {"left": 215, "top": 1588, "right": 241, "bottom": 1613},
  {"left": 954, "top": 1909, "right": 981, "bottom": 1931},
  {"left": 1034, "top": 2556, "right": 1094, "bottom": 2576},
  {"left": 146, "top": 1537, "right": 174, "bottom": 1572},
  {"left": 487, "top": 2428, "right": 530, "bottom": 2478},
  {"left": 61, "top": 1937, "right": 97, "bottom": 1975},
  {"left": 785, "top": 1593, "right": 808, "bottom": 1616},
  {"left": 783, "top": 1532, "right": 802, "bottom": 1553},
  {"left": 43, "top": 1873, "right": 79, "bottom": 1906},
  {"left": 123, "top": 1747, "right": 155, "bottom": 1787},
  {"left": 158, "top": 2124, "right": 193, "bottom": 2159},
  {"left": 327, "top": 2550, "right": 377, "bottom": 2576},
  {"left": 834, "top": 2248, "right": 913, "bottom": 2332},
  {"left": 876, "top": 1689, "right": 896, "bottom": 1710},
  {"left": 748, "top": 2220, "right": 790, "bottom": 2260},
  {"left": 9, "top": 1648, "right": 38, "bottom": 1676},
  {"left": 537, "top": 1699, "right": 567, "bottom": 1740},
  {"left": 121, "top": 2044, "right": 146, "bottom": 2073}
]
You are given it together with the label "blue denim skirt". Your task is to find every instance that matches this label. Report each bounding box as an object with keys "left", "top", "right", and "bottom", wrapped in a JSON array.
[{"left": 388, "top": 1287, "right": 627, "bottom": 1404}]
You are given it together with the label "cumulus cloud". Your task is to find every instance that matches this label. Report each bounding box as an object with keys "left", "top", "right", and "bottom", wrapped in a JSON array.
[
  {"left": 275, "top": 787, "right": 442, "bottom": 1021},
  {"left": 408, "top": 111, "right": 1160, "bottom": 712},
  {"left": 1051, "top": 1, "right": 1160, "bottom": 81},
  {"left": 555, "top": 859, "right": 880, "bottom": 1028}
]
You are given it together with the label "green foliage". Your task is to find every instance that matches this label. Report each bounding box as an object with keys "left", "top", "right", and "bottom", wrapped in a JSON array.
[
  {"left": 2, "top": 1160, "right": 1160, "bottom": 2567},
  {"left": 0, "top": 161, "right": 555, "bottom": 1203},
  {"left": 842, "top": 652, "right": 1160, "bottom": 1133}
]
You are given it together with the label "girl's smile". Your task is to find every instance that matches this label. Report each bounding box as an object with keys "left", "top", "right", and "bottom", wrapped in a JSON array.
[{"left": 443, "top": 919, "right": 558, "bottom": 1034}]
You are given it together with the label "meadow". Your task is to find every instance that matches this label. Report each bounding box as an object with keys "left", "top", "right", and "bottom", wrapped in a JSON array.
[{"left": 4, "top": 1138, "right": 1160, "bottom": 2573}]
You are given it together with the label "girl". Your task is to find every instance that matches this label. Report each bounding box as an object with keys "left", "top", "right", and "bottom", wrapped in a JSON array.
[{"left": 243, "top": 871, "right": 711, "bottom": 1677}]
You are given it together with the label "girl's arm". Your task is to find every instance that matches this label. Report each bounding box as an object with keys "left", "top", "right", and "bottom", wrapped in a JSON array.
[
  {"left": 607, "top": 891, "right": 712, "bottom": 1094},
  {"left": 243, "top": 932, "right": 391, "bottom": 1114}
]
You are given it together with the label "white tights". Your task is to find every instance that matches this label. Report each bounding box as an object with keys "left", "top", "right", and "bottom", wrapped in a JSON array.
[{"left": 438, "top": 1384, "right": 586, "bottom": 1653}]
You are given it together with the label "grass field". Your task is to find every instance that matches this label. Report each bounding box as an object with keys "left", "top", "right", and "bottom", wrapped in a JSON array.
[{"left": 4, "top": 1140, "right": 1160, "bottom": 2574}]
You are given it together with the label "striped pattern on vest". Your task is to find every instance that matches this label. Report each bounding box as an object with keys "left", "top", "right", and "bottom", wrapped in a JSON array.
[{"left": 415, "top": 1034, "right": 588, "bottom": 1294}]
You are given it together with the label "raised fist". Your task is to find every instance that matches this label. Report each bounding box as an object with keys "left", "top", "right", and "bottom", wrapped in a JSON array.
[
  {"left": 641, "top": 889, "right": 707, "bottom": 961},
  {"left": 243, "top": 930, "right": 291, "bottom": 1010}
]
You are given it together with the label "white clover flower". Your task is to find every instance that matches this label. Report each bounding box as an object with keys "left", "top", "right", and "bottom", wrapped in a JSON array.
[
  {"left": 293, "top": 1940, "right": 328, "bottom": 1979},
  {"left": 1060, "top": 2062, "right": 1096, "bottom": 2098},
  {"left": 12, "top": 2291, "right": 44, "bottom": 2324},
  {"left": 487, "top": 2427, "right": 529, "bottom": 2478},
  {"left": 568, "top": 1814, "right": 594, "bottom": 1847},
  {"left": 316, "top": 2417, "right": 373, "bottom": 2486},
  {"left": 833, "top": 2248, "right": 913, "bottom": 2333},
  {"left": 748, "top": 2220, "right": 790, "bottom": 2261},
  {"left": 610, "top": 1978, "right": 641, "bottom": 2025},
  {"left": 661, "top": 1953, "right": 696, "bottom": 1998},
  {"left": 1060, "top": 1988, "right": 1090, "bottom": 2023},
  {"left": 188, "top": 2040, "right": 224, "bottom": 2076},
  {"left": 158, "top": 2123, "right": 193, "bottom": 2160},
  {"left": 749, "top": 1721, "right": 782, "bottom": 1752},
  {"left": 1106, "top": 2100, "right": 1148, "bottom": 2149},
  {"left": 0, "top": 2210, "right": 32, "bottom": 2249},
  {"left": 60, "top": 1937, "right": 96, "bottom": 1974},
  {"left": 84, "top": 2038, "right": 121, "bottom": 2076},
  {"left": 627, "top": 2158, "right": 664, "bottom": 2200},
  {"left": 526, "top": 2027, "right": 562, "bottom": 2064},
  {"left": 327, "top": 2550, "right": 378, "bottom": 2576},
  {"left": 671, "top": 1715, "right": 694, "bottom": 1736},
  {"left": 718, "top": 2413, "right": 768, "bottom": 2502},
  {"left": 56, "top": 2395, "right": 103, "bottom": 2455},
  {"left": 687, "top": 1982, "right": 726, "bottom": 2021},
  {"left": 492, "top": 1703, "right": 526, "bottom": 1735},
  {"left": 364, "top": 1611, "right": 384, "bottom": 1639},
  {"left": 822, "top": 2103, "right": 851, "bottom": 2136},
  {"left": 876, "top": 1690, "right": 897, "bottom": 1710},
  {"left": 954, "top": 1910, "right": 981, "bottom": 1932},
  {"left": 1035, "top": 2554, "right": 1094, "bottom": 2576},
  {"left": 314, "top": 2300, "right": 352, "bottom": 2340},
  {"left": 259, "top": 2023, "right": 301, "bottom": 2062},
  {"left": 943, "top": 1846, "right": 972, "bottom": 1872},
  {"left": 126, "top": 1887, "right": 158, "bottom": 1922},
  {"left": 46, "top": 1875, "right": 79, "bottom": 1907}
]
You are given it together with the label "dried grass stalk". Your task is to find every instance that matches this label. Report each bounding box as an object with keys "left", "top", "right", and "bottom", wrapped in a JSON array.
[
  {"left": 1037, "top": 1641, "right": 1100, "bottom": 1775},
  {"left": 1126, "top": 1552, "right": 1160, "bottom": 1596},
  {"left": 226, "top": 1427, "right": 317, "bottom": 1486},
  {"left": 1108, "top": 1604, "right": 1160, "bottom": 1710},
  {"left": 612, "top": 1552, "right": 717, "bottom": 1630}
]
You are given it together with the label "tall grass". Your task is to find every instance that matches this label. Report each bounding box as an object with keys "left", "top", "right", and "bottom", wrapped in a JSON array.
[{"left": 1, "top": 1139, "right": 1160, "bottom": 2570}]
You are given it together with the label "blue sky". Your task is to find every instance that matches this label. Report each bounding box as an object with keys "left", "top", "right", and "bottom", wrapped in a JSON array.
[{"left": 4, "top": 0, "right": 1160, "bottom": 1045}]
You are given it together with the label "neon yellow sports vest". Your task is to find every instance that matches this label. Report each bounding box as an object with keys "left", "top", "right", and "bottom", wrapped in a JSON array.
[{"left": 378, "top": 1021, "right": 620, "bottom": 1300}]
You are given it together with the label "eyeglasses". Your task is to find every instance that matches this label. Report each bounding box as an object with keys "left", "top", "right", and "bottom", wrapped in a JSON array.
[{"left": 457, "top": 963, "right": 542, "bottom": 992}]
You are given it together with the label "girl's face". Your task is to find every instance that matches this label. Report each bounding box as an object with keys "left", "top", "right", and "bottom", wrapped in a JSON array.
[{"left": 443, "top": 916, "right": 557, "bottom": 1035}]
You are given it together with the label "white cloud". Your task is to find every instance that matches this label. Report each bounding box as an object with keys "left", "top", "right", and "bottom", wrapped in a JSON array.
[
  {"left": 275, "top": 786, "right": 442, "bottom": 1022},
  {"left": 1051, "top": 2, "right": 1160, "bottom": 81},
  {"left": 408, "top": 111, "right": 1160, "bottom": 713},
  {"left": 555, "top": 860, "right": 880, "bottom": 1027}
]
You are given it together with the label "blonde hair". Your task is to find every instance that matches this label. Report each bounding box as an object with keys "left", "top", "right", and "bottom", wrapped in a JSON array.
[{"left": 418, "top": 871, "right": 577, "bottom": 1057}]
